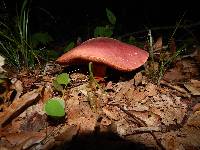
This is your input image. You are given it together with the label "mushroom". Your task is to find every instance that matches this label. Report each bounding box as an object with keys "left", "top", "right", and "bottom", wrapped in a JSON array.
[{"left": 56, "top": 37, "right": 149, "bottom": 78}]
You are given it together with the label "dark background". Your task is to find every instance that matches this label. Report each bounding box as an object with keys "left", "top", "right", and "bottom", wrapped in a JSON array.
[{"left": 3, "top": 0, "right": 200, "bottom": 44}]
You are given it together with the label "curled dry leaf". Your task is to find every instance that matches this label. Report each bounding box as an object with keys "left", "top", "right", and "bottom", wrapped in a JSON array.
[
  {"left": 153, "top": 36, "right": 163, "bottom": 51},
  {"left": 105, "top": 81, "right": 113, "bottom": 90},
  {"left": 133, "top": 72, "right": 143, "bottom": 86},
  {"left": 0, "top": 87, "right": 42, "bottom": 127},
  {"left": 41, "top": 83, "right": 54, "bottom": 103},
  {"left": 10, "top": 79, "right": 23, "bottom": 100}
]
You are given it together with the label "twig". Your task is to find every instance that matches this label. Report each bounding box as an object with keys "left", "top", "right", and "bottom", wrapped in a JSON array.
[
  {"left": 108, "top": 103, "right": 166, "bottom": 150},
  {"left": 160, "top": 80, "right": 190, "bottom": 97},
  {"left": 129, "top": 126, "right": 162, "bottom": 133}
]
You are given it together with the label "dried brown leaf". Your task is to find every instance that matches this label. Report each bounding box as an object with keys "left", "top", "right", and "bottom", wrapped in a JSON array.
[
  {"left": 0, "top": 87, "right": 42, "bottom": 127},
  {"left": 192, "top": 103, "right": 200, "bottom": 113},
  {"left": 149, "top": 95, "right": 187, "bottom": 125},
  {"left": 161, "top": 132, "right": 184, "bottom": 150},
  {"left": 145, "top": 83, "right": 157, "bottom": 96},
  {"left": 102, "top": 105, "right": 121, "bottom": 120},
  {"left": 10, "top": 80, "right": 23, "bottom": 100},
  {"left": 41, "top": 83, "right": 53, "bottom": 103},
  {"left": 184, "top": 80, "right": 200, "bottom": 96},
  {"left": 134, "top": 72, "right": 143, "bottom": 86},
  {"left": 55, "top": 125, "right": 79, "bottom": 142},
  {"left": 129, "top": 111, "right": 161, "bottom": 127},
  {"left": 67, "top": 101, "right": 97, "bottom": 133},
  {"left": 184, "top": 83, "right": 200, "bottom": 96},
  {"left": 153, "top": 36, "right": 163, "bottom": 51},
  {"left": 130, "top": 89, "right": 147, "bottom": 102},
  {"left": 114, "top": 81, "right": 134, "bottom": 102},
  {"left": 187, "top": 111, "right": 200, "bottom": 127},
  {"left": 190, "top": 79, "right": 200, "bottom": 88},
  {"left": 3, "top": 132, "right": 45, "bottom": 149}
]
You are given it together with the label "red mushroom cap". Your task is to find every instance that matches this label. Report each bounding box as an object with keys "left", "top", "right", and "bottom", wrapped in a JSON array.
[{"left": 56, "top": 37, "right": 149, "bottom": 71}]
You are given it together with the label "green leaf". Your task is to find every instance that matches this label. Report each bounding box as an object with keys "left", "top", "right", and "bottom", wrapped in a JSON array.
[
  {"left": 55, "top": 73, "right": 70, "bottom": 86},
  {"left": 106, "top": 8, "right": 116, "bottom": 25},
  {"left": 44, "top": 98, "right": 65, "bottom": 117},
  {"left": 94, "top": 26, "right": 113, "bottom": 37},
  {"left": 64, "top": 41, "right": 75, "bottom": 52}
]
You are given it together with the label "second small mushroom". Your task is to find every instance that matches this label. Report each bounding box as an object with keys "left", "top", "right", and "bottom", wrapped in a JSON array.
[{"left": 56, "top": 37, "right": 149, "bottom": 78}]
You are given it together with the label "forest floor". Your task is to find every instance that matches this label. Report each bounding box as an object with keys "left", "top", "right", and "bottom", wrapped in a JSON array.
[{"left": 0, "top": 42, "right": 200, "bottom": 150}]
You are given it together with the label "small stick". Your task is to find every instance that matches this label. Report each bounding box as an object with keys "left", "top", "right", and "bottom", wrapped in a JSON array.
[
  {"left": 160, "top": 80, "right": 190, "bottom": 97},
  {"left": 108, "top": 103, "right": 166, "bottom": 150}
]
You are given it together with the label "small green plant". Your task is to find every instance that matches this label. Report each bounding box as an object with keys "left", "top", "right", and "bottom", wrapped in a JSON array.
[
  {"left": 63, "top": 41, "right": 75, "bottom": 52},
  {"left": 94, "top": 8, "right": 116, "bottom": 37},
  {"left": 53, "top": 73, "right": 70, "bottom": 92},
  {"left": 44, "top": 73, "right": 70, "bottom": 118},
  {"left": 44, "top": 97, "right": 65, "bottom": 118},
  {"left": 88, "top": 62, "right": 101, "bottom": 89}
]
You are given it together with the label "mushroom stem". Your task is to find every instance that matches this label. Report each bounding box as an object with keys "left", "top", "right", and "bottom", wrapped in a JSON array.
[{"left": 92, "top": 63, "right": 107, "bottom": 80}]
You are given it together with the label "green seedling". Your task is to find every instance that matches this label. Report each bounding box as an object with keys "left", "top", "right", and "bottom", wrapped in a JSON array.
[
  {"left": 56, "top": 73, "right": 70, "bottom": 85},
  {"left": 88, "top": 62, "right": 100, "bottom": 89},
  {"left": 53, "top": 73, "right": 70, "bottom": 92},
  {"left": 88, "top": 62, "right": 106, "bottom": 112},
  {"left": 44, "top": 97, "right": 65, "bottom": 118},
  {"left": 94, "top": 8, "right": 116, "bottom": 37},
  {"left": 63, "top": 41, "right": 75, "bottom": 52}
]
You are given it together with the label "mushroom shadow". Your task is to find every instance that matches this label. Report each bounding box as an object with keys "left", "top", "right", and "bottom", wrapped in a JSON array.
[{"left": 52, "top": 129, "right": 155, "bottom": 150}]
